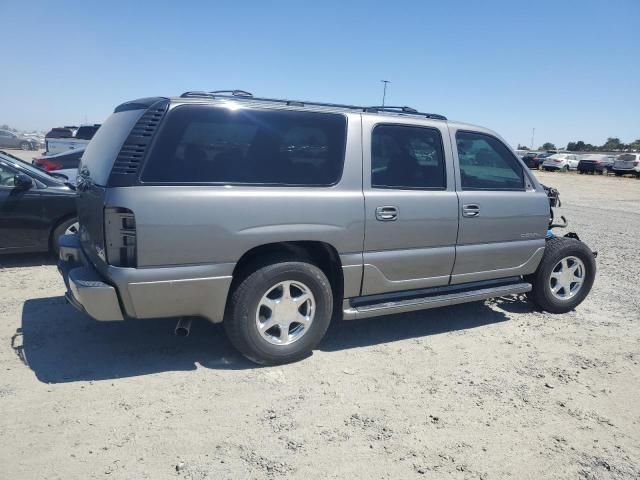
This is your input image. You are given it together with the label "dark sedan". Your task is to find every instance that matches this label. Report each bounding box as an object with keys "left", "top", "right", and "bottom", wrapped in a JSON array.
[
  {"left": 523, "top": 152, "right": 552, "bottom": 169},
  {"left": 0, "top": 151, "right": 77, "bottom": 255},
  {"left": 577, "top": 154, "right": 615, "bottom": 175}
]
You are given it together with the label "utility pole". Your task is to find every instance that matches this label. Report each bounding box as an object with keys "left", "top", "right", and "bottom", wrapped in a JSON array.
[
  {"left": 381, "top": 80, "right": 390, "bottom": 107},
  {"left": 531, "top": 127, "right": 535, "bottom": 150}
]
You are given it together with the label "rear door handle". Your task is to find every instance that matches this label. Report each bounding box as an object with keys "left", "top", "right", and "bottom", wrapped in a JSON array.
[
  {"left": 375, "top": 206, "right": 398, "bottom": 221},
  {"left": 462, "top": 204, "right": 480, "bottom": 217}
]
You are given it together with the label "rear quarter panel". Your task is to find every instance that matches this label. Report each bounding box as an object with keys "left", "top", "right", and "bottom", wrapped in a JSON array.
[{"left": 105, "top": 113, "right": 365, "bottom": 267}]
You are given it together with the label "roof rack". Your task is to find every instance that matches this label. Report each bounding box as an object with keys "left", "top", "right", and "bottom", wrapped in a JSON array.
[
  {"left": 364, "top": 106, "right": 447, "bottom": 120},
  {"left": 178, "top": 90, "right": 447, "bottom": 120},
  {"left": 180, "top": 89, "right": 254, "bottom": 99}
]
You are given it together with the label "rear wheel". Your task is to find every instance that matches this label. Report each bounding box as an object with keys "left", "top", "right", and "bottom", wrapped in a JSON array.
[
  {"left": 525, "top": 237, "right": 595, "bottom": 313},
  {"left": 51, "top": 218, "right": 79, "bottom": 255},
  {"left": 224, "top": 261, "right": 333, "bottom": 365},
  {"left": 561, "top": 165, "right": 568, "bottom": 172}
]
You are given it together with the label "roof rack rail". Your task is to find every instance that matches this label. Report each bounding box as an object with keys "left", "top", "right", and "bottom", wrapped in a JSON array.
[
  {"left": 180, "top": 89, "right": 254, "bottom": 99},
  {"left": 365, "top": 106, "right": 418, "bottom": 114},
  {"left": 364, "top": 106, "right": 447, "bottom": 120},
  {"left": 178, "top": 91, "right": 447, "bottom": 120},
  {"left": 210, "top": 89, "right": 254, "bottom": 97}
]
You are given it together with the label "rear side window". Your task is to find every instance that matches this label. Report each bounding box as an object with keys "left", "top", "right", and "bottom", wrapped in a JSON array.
[
  {"left": 371, "top": 124, "right": 446, "bottom": 189},
  {"left": 456, "top": 131, "right": 525, "bottom": 190},
  {"left": 79, "top": 109, "right": 145, "bottom": 186},
  {"left": 141, "top": 106, "right": 347, "bottom": 186}
]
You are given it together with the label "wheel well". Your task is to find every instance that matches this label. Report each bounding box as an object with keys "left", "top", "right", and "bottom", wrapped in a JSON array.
[{"left": 230, "top": 241, "right": 344, "bottom": 301}]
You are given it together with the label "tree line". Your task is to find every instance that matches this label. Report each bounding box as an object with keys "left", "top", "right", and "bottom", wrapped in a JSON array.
[{"left": 519, "top": 137, "right": 640, "bottom": 152}]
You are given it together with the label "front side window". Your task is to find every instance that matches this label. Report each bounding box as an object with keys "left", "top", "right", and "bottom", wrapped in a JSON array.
[
  {"left": 0, "top": 163, "right": 18, "bottom": 188},
  {"left": 371, "top": 124, "right": 446, "bottom": 189},
  {"left": 142, "top": 106, "right": 347, "bottom": 186},
  {"left": 456, "top": 131, "right": 524, "bottom": 190}
]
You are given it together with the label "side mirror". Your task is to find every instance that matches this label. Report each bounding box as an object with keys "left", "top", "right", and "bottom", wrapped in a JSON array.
[{"left": 14, "top": 173, "right": 33, "bottom": 189}]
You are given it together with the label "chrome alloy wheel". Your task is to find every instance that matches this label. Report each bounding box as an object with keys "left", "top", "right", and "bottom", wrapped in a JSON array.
[
  {"left": 65, "top": 222, "right": 79, "bottom": 235},
  {"left": 549, "top": 256, "right": 585, "bottom": 300},
  {"left": 255, "top": 281, "right": 315, "bottom": 345}
]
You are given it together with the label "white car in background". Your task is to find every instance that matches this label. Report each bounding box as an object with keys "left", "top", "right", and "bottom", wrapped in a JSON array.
[
  {"left": 612, "top": 153, "right": 640, "bottom": 177},
  {"left": 542, "top": 153, "right": 580, "bottom": 172}
]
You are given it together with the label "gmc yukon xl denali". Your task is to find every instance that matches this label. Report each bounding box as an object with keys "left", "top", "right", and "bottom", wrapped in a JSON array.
[{"left": 57, "top": 90, "right": 596, "bottom": 365}]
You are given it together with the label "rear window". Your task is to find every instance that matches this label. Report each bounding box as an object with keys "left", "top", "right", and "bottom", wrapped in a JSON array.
[
  {"left": 75, "top": 125, "right": 100, "bottom": 140},
  {"left": 46, "top": 128, "right": 74, "bottom": 139},
  {"left": 79, "top": 109, "right": 145, "bottom": 186},
  {"left": 141, "top": 105, "right": 347, "bottom": 186}
]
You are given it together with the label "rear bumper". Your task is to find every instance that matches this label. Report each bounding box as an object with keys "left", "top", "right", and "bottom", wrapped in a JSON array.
[
  {"left": 58, "top": 234, "right": 124, "bottom": 321},
  {"left": 57, "top": 233, "right": 233, "bottom": 323}
]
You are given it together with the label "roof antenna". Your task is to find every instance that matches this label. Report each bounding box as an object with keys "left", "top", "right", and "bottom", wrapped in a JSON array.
[{"left": 381, "top": 80, "right": 391, "bottom": 107}]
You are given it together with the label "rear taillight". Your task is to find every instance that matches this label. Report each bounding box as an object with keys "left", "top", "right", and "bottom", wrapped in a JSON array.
[
  {"left": 35, "top": 158, "right": 63, "bottom": 171},
  {"left": 104, "top": 207, "right": 137, "bottom": 267},
  {"left": 553, "top": 159, "right": 562, "bottom": 163},
  {"left": 634, "top": 161, "right": 639, "bottom": 166}
]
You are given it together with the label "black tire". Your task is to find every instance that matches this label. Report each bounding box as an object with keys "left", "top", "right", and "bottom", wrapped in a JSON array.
[
  {"left": 224, "top": 261, "right": 333, "bottom": 365},
  {"left": 525, "top": 237, "right": 595, "bottom": 313},
  {"left": 561, "top": 165, "right": 568, "bottom": 172},
  {"left": 51, "top": 217, "right": 79, "bottom": 255}
]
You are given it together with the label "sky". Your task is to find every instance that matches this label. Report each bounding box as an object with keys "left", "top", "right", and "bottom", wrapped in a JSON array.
[{"left": 1, "top": 0, "right": 638, "bottom": 148}]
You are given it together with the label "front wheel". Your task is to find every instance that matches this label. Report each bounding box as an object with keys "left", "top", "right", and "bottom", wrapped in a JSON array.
[
  {"left": 224, "top": 261, "right": 333, "bottom": 365},
  {"left": 525, "top": 237, "right": 595, "bottom": 313}
]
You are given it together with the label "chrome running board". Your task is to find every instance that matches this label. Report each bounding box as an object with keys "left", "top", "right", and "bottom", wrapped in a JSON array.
[{"left": 343, "top": 281, "right": 531, "bottom": 320}]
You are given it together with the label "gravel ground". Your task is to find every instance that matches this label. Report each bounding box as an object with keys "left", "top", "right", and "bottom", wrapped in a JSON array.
[{"left": 0, "top": 160, "right": 639, "bottom": 479}]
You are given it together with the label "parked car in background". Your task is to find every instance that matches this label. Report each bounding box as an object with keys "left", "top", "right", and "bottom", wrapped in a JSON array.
[
  {"left": 32, "top": 148, "right": 83, "bottom": 183},
  {"left": 45, "top": 124, "right": 100, "bottom": 155},
  {"left": 0, "top": 130, "right": 40, "bottom": 150},
  {"left": 57, "top": 90, "right": 596, "bottom": 365},
  {"left": 0, "top": 151, "right": 78, "bottom": 254},
  {"left": 577, "top": 154, "right": 615, "bottom": 175},
  {"left": 542, "top": 153, "right": 579, "bottom": 171},
  {"left": 524, "top": 152, "right": 552, "bottom": 169},
  {"left": 612, "top": 153, "right": 640, "bottom": 177}
]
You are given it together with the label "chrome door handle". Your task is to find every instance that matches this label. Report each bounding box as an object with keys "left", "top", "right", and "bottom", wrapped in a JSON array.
[
  {"left": 375, "top": 206, "right": 398, "bottom": 221},
  {"left": 462, "top": 204, "right": 480, "bottom": 217}
]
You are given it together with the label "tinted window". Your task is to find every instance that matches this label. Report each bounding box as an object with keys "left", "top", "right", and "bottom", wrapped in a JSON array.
[
  {"left": 75, "top": 125, "right": 100, "bottom": 140},
  {"left": 46, "top": 128, "right": 74, "bottom": 139},
  {"left": 456, "top": 131, "right": 524, "bottom": 190},
  {"left": 371, "top": 125, "right": 445, "bottom": 189},
  {"left": 0, "top": 162, "right": 17, "bottom": 187},
  {"left": 79, "top": 109, "right": 145, "bottom": 186},
  {"left": 142, "top": 106, "right": 347, "bottom": 185}
]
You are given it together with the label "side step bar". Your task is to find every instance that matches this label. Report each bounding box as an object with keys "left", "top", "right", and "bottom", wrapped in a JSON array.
[{"left": 343, "top": 281, "right": 532, "bottom": 320}]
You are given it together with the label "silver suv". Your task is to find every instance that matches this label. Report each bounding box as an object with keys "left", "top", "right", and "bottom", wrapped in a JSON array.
[{"left": 57, "top": 90, "right": 596, "bottom": 364}]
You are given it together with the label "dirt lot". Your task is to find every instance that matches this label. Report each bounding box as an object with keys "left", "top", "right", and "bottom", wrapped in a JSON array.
[{"left": 1, "top": 160, "right": 639, "bottom": 479}]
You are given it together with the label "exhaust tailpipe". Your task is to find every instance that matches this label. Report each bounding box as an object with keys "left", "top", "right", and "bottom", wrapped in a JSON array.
[{"left": 175, "top": 317, "right": 192, "bottom": 337}]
